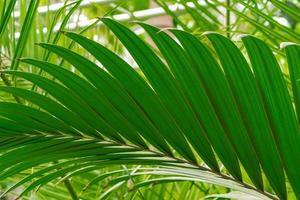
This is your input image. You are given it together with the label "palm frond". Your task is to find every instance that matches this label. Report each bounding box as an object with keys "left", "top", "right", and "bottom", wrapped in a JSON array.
[{"left": 1, "top": 18, "right": 300, "bottom": 199}]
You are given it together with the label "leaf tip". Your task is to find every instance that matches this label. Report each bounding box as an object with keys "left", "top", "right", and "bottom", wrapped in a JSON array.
[
  {"left": 59, "top": 30, "right": 67, "bottom": 35},
  {"left": 201, "top": 31, "right": 219, "bottom": 37},
  {"left": 34, "top": 42, "right": 42, "bottom": 46},
  {"left": 168, "top": 28, "right": 183, "bottom": 33},
  {"left": 99, "top": 17, "right": 112, "bottom": 22},
  {"left": 160, "top": 27, "right": 178, "bottom": 33},
  {"left": 35, "top": 42, "right": 49, "bottom": 49},
  {"left": 237, "top": 34, "right": 251, "bottom": 40},
  {"left": 130, "top": 20, "right": 140, "bottom": 25},
  {"left": 280, "top": 42, "right": 299, "bottom": 49}
]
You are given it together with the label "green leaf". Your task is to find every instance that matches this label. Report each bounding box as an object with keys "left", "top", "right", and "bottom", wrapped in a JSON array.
[
  {"left": 171, "top": 30, "right": 263, "bottom": 190},
  {"left": 284, "top": 43, "right": 300, "bottom": 125},
  {"left": 0, "top": 16, "right": 295, "bottom": 199},
  {"left": 21, "top": 57, "right": 170, "bottom": 155},
  {"left": 138, "top": 23, "right": 241, "bottom": 180},
  {"left": 0, "top": 0, "right": 17, "bottom": 39},
  {"left": 38, "top": 33, "right": 197, "bottom": 163},
  {"left": 101, "top": 17, "right": 217, "bottom": 168},
  {"left": 242, "top": 36, "right": 300, "bottom": 198},
  {"left": 270, "top": 0, "right": 300, "bottom": 23},
  {"left": 0, "top": 86, "right": 100, "bottom": 138},
  {"left": 60, "top": 32, "right": 174, "bottom": 155},
  {"left": 0, "top": 102, "right": 75, "bottom": 134},
  {"left": 10, "top": 0, "right": 40, "bottom": 71},
  {"left": 5, "top": 70, "right": 129, "bottom": 143},
  {"left": 206, "top": 33, "right": 286, "bottom": 199}
]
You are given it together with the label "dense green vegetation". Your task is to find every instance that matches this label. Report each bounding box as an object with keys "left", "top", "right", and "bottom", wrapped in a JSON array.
[{"left": 1, "top": 0, "right": 300, "bottom": 199}]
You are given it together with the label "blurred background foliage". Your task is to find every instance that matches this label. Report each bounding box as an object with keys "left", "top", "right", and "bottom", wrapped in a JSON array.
[{"left": 0, "top": 0, "right": 300, "bottom": 199}]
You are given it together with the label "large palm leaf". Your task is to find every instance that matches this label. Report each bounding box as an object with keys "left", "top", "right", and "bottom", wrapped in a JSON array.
[{"left": 0, "top": 18, "right": 300, "bottom": 199}]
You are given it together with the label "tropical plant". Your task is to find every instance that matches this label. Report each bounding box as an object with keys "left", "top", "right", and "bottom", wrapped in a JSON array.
[
  {"left": 1, "top": 0, "right": 300, "bottom": 200},
  {"left": 157, "top": 0, "right": 300, "bottom": 46},
  {"left": 0, "top": 17, "right": 300, "bottom": 199}
]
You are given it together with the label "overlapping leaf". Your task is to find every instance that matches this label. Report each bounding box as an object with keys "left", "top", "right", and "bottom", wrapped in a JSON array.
[{"left": 0, "top": 19, "right": 299, "bottom": 199}]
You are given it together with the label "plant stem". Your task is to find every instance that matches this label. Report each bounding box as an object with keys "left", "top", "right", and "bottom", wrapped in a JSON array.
[
  {"left": 226, "top": 0, "right": 231, "bottom": 38},
  {"left": 64, "top": 179, "right": 79, "bottom": 200},
  {"left": 113, "top": 140, "right": 279, "bottom": 200}
]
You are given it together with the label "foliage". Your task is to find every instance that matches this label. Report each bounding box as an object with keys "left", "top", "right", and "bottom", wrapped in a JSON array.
[{"left": 1, "top": 0, "right": 300, "bottom": 199}]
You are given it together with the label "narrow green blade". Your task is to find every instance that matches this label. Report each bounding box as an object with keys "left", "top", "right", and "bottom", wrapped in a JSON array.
[
  {"left": 101, "top": 17, "right": 218, "bottom": 168},
  {"left": 0, "top": 0, "right": 17, "bottom": 39},
  {"left": 35, "top": 44, "right": 175, "bottom": 155},
  {"left": 10, "top": 0, "right": 40, "bottom": 71},
  {"left": 172, "top": 30, "right": 263, "bottom": 189},
  {"left": 284, "top": 44, "right": 300, "bottom": 125},
  {"left": 282, "top": 43, "right": 300, "bottom": 198},
  {"left": 243, "top": 36, "right": 300, "bottom": 198},
  {"left": 0, "top": 102, "right": 75, "bottom": 134},
  {"left": 139, "top": 23, "right": 242, "bottom": 180},
  {"left": 207, "top": 33, "right": 286, "bottom": 199},
  {"left": 45, "top": 32, "right": 196, "bottom": 162},
  {"left": 0, "top": 117, "right": 35, "bottom": 134},
  {"left": 0, "top": 86, "right": 100, "bottom": 138},
  {"left": 22, "top": 59, "right": 149, "bottom": 148},
  {"left": 5, "top": 70, "right": 130, "bottom": 144},
  {"left": 62, "top": 32, "right": 178, "bottom": 155}
]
